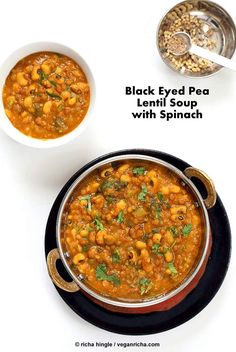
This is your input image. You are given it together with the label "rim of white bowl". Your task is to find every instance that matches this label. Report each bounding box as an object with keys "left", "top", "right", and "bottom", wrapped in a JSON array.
[{"left": 0, "top": 41, "right": 95, "bottom": 148}]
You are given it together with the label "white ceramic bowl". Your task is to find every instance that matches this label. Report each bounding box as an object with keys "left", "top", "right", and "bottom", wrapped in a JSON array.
[{"left": 0, "top": 42, "right": 95, "bottom": 148}]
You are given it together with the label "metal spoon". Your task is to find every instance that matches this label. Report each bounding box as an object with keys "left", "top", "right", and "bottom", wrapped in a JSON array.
[{"left": 169, "top": 32, "right": 236, "bottom": 72}]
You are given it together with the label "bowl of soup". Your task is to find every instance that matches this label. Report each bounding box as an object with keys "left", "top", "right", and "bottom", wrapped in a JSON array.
[
  {"left": 47, "top": 152, "right": 217, "bottom": 313},
  {"left": 0, "top": 42, "right": 95, "bottom": 148}
]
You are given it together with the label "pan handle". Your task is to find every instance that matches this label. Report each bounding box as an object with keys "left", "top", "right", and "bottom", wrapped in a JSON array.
[
  {"left": 184, "top": 167, "right": 217, "bottom": 209},
  {"left": 47, "top": 249, "right": 79, "bottom": 293}
]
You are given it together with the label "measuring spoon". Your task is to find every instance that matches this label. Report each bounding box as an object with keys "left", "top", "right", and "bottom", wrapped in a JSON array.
[{"left": 169, "top": 32, "right": 236, "bottom": 72}]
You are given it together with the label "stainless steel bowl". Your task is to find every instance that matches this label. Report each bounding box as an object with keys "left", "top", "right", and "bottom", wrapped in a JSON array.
[
  {"left": 47, "top": 153, "right": 217, "bottom": 313},
  {"left": 157, "top": 0, "right": 236, "bottom": 77}
]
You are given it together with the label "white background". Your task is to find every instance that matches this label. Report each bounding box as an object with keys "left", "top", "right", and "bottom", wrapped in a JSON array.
[{"left": 0, "top": 0, "right": 235, "bottom": 351}]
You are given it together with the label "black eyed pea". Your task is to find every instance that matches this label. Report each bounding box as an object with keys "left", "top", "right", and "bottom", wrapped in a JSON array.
[
  {"left": 135, "top": 241, "right": 147, "bottom": 249},
  {"left": 192, "top": 215, "right": 200, "bottom": 225},
  {"left": 89, "top": 182, "right": 100, "bottom": 193},
  {"left": 61, "top": 91, "right": 71, "bottom": 100},
  {"left": 13, "top": 82, "right": 21, "bottom": 93},
  {"left": 31, "top": 66, "right": 40, "bottom": 81},
  {"left": 22, "top": 114, "right": 33, "bottom": 124},
  {"left": 96, "top": 230, "right": 106, "bottom": 245},
  {"left": 66, "top": 236, "right": 72, "bottom": 244},
  {"left": 170, "top": 205, "right": 187, "bottom": 215},
  {"left": 164, "top": 231, "right": 174, "bottom": 245},
  {"left": 55, "top": 67, "right": 62, "bottom": 75},
  {"left": 164, "top": 251, "right": 173, "bottom": 263},
  {"left": 141, "top": 248, "right": 149, "bottom": 258},
  {"left": 153, "top": 233, "right": 162, "bottom": 243},
  {"left": 73, "top": 253, "right": 86, "bottom": 264},
  {"left": 146, "top": 170, "right": 158, "bottom": 192},
  {"left": 78, "top": 262, "right": 89, "bottom": 274},
  {"left": 116, "top": 199, "right": 126, "bottom": 210},
  {"left": 41, "top": 63, "right": 51, "bottom": 75},
  {"left": 80, "top": 229, "right": 88, "bottom": 238},
  {"left": 160, "top": 186, "right": 170, "bottom": 195},
  {"left": 55, "top": 75, "right": 64, "bottom": 84},
  {"left": 100, "top": 167, "right": 113, "bottom": 178},
  {"left": 117, "top": 164, "right": 129, "bottom": 174},
  {"left": 7, "top": 96, "right": 15, "bottom": 107},
  {"left": 24, "top": 97, "right": 33, "bottom": 109},
  {"left": 43, "top": 101, "right": 52, "bottom": 114},
  {"left": 171, "top": 214, "right": 184, "bottom": 221},
  {"left": 128, "top": 249, "right": 138, "bottom": 264},
  {"left": 27, "top": 84, "right": 37, "bottom": 95},
  {"left": 104, "top": 233, "right": 116, "bottom": 245},
  {"left": 70, "top": 82, "right": 88, "bottom": 94},
  {"left": 169, "top": 185, "right": 181, "bottom": 193},
  {"left": 71, "top": 228, "right": 77, "bottom": 236},
  {"left": 25, "top": 65, "right": 33, "bottom": 73},
  {"left": 68, "top": 97, "right": 77, "bottom": 106},
  {"left": 21, "top": 111, "right": 28, "bottom": 118},
  {"left": 120, "top": 174, "right": 131, "bottom": 183},
  {"left": 5, "top": 109, "right": 12, "bottom": 119},
  {"left": 77, "top": 244, "right": 82, "bottom": 252},
  {"left": 42, "top": 80, "right": 52, "bottom": 88},
  {"left": 79, "top": 199, "right": 87, "bottom": 206},
  {"left": 16, "top": 72, "right": 28, "bottom": 86}
]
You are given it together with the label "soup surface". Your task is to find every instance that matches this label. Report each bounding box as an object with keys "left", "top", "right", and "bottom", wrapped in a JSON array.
[
  {"left": 3, "top": 52, "right": 90, "bottom": 139},
  {"left": 61, "top": 160, "right": 204, "bottom": 300}
]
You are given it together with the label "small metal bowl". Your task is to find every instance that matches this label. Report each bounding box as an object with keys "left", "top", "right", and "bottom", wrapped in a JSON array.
[{"left": 157, "top": 0, "right": 236, "bottom": 77}]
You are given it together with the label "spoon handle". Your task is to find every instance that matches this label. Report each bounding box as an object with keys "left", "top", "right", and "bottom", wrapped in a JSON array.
[{"left": 190, "top": 44, "right": 236, "bottom": 72}]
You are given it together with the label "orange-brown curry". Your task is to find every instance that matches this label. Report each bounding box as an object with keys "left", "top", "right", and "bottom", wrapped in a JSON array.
[
  {"left": 61, "top": 161, "right": 204, "bottom": 300},
  {"left": 2, "top": 52, "right": 90, "bottom": 139}
]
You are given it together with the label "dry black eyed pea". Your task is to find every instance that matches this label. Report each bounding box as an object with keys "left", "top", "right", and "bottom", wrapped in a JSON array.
[{"left": 159, "top": 11, "right": 216, "bottom": 73}]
